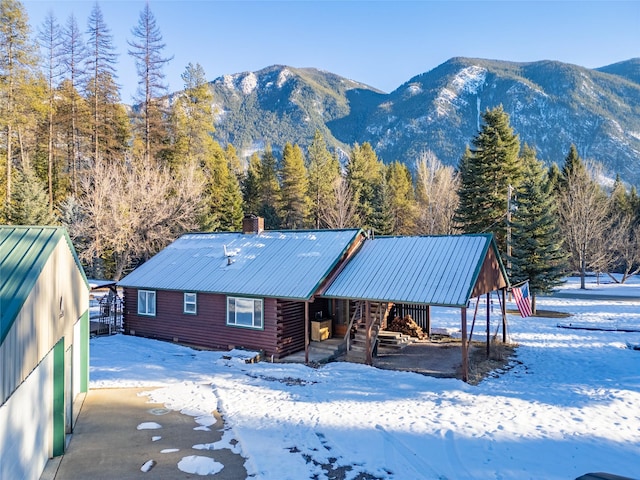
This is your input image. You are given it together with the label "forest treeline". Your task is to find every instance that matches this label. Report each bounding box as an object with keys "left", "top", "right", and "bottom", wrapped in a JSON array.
[{"left": 1, "top": 1, "right": 639, "bottom": 304}]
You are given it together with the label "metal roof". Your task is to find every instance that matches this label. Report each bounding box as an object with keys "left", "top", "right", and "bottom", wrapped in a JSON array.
[
  {"left": 322, "top": 234, "right": 500, "bottom": 307},
  {"left": 118, "top": 229, "right": 363, "bottom": 300},
  {"left": 0, "top": 226, "right": 88, "bottom": 344}
]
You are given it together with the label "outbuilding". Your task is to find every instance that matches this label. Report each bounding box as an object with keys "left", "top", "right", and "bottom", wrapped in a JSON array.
[{"left": 0, "top": 226, "right": 90, "bottom": 480}]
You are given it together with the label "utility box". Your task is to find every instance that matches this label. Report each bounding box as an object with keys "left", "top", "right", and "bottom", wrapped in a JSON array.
[{"left": 311, "top": 320, "right": 332, "bottom": 341}]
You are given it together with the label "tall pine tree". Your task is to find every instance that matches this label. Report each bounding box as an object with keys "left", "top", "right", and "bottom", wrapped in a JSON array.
[
  {"left": 307, "top": 130, "right": 339, "bottom": 229},
  {"left": 454, "top": 105, "right": 522, "bottom": 255},
  {"left": 509, "top": 145, "right": 567, "bottom": 313},
  {"left": 279, "top": 142, "right": 309, "bottom": 229},
  {"left": 346, "top": 142, "right": 384, "bottom": 229},
  {"left": 257, "top": 146, "right": 281, "bottom": 229},
  {"left": 128, "top": 2, "right": 173, "bottom": 164}
]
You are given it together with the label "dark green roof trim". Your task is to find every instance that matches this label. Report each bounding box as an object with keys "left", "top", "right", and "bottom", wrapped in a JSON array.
[{"left": 0, "top": 226, "right": 89, "bottom": 345}]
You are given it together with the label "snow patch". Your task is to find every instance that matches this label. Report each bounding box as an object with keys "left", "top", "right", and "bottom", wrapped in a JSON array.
[
  {"left": 240, "top": 72, "right": 257, "bottom": 95},
  {"left": 137, "top": 422, "right": 162, "bottom": 430},
  {"left": 277, "top": 68, "right": 291, "bottom": 88},
  {"left": 140, "top": 460, "right": 156, "bottom": 472},
  {"left": 435, "top": 65, "right": 487, "bottom": 117},
  {"left": 406, "top": 83, "right": 422, "bottom": 96},
  {"left": 177, "top": 455, "right": 224, "bottom": 475}
]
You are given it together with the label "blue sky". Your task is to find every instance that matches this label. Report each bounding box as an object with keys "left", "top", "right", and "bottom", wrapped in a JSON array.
[{"left": 23, "top": 1, "right": 640, "bottom": 102}]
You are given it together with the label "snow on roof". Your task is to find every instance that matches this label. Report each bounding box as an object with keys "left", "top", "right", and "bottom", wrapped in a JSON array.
[
  {"left": 322, "top": 234, "right": 499, "bottom": 307},
  {"left": 118, "top": 229, "right": 362, "bottom": 300}
]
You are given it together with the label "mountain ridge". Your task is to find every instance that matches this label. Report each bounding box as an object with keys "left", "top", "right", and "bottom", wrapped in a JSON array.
[{"left": 206, "top": 58, "right": 640, "bottom": 185}]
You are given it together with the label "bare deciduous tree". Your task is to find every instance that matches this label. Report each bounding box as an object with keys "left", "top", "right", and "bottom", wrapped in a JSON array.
[
  {"left": 415, "top": 150, "right": 459, "bottom": 235},
  {"left": 66, "top": 157, "right": 203, "bottom": 280},
  {"left": 558, "top": 161, "right": 613, "bottom": 289},
  {"left": 322, "top": 175, "right": 358, "bottom": 229}
]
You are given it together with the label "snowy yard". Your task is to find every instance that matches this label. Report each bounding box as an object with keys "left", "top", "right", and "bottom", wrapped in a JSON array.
[{"left": 90, "top": 277, "right": 640, "bottom": 479}]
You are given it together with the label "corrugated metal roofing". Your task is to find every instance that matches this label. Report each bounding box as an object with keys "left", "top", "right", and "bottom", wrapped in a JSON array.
[
  {"left": 0, "top": 226, "right": 88, "bottom": 344},
  {"left": 322, "top": 234, "right": 498, "bottom": 307},
  {"left": 118, "top": 229, "right": 362, "bottom": 300}
]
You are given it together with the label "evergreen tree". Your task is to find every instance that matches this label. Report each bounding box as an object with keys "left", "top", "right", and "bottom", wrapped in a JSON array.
[
  {"left": 454, "top": 105, "right": 522, "bottom": 255},
  {"left": 509, "top": 145, "right": 567, "bottom": 313},
  {"left": 128, "top": 2, "right": 173, "bottom": 164},
  {"left": 279, "top": 142, "right": 309, "bottom": 229},
  {"left": 60, "top": 13, "right": 88, "bottom": 193},
  {"left": 8, "top": 164, "right": 57, "bottom": 225},
  {"left": 386, "top": 161, "right": 417, "bottom": 235},
  {"left": 346, "top": 142, "right": 383, "bottom": 229},
  {"left": 85, "top": 3, "right": 119, "bottom": 163},
  {"left": 369, "top": 171, "right": 393, "bottom": 236},
  {"left": 225, "top": 143, "right": 244, "bottom": 182},
  {"left": 307, "top": 130, "right": 340, "bottom": 229},
  {"left": 0, "top": 0, "right": 38, "bottom": 215},
  {"left": 257, "top": 146, "right": 281, "bottom": 229},
  {"left": 37, "top": 11, "right": 64, "bottom": 213},
  {"left": 242, "top": 152, "right": 261, "bottom": 216}
]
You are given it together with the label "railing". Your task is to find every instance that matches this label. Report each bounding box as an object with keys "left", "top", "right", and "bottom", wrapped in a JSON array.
[{"left": 344, "top": 300, "right": 363, "bottom": 352}]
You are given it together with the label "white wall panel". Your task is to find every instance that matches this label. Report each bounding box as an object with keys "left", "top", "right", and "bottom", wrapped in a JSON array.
[{"left": 0, "top": 352, "right": 53, "bottom": 480}]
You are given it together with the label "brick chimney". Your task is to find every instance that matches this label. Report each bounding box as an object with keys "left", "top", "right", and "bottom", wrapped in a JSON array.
[{"left": 242, "top": 215, "right": 264, "bottom": 234}]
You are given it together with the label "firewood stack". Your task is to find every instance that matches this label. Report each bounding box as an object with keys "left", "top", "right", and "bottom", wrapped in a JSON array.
[{"left": 387, "top": 315, "right": 427, "bottom": 339}]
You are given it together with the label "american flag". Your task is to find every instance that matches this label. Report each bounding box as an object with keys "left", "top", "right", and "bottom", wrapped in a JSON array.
[{"left": 512, "top": 281, "right": 532, "bottom": 317}]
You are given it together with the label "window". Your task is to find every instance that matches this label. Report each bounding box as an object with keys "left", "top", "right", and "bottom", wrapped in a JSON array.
[
  {"left": 184, "top": 292, "right": 197, "bottom": 314},
  {"left": 227, "top": 297, "right": 263, "bottom": 329},
  {"left": 138, "top": 290, "right": 156, "bottom": 316}
]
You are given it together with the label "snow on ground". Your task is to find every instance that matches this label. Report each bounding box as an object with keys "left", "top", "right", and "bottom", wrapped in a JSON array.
[{"left": 90, "top": 276, "right": 640, "bottom": 480}]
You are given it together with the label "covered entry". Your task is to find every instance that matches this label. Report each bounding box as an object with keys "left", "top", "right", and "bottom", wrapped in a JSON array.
[{"left": 321, "top": 234, "right": 510, "bottom": 382}]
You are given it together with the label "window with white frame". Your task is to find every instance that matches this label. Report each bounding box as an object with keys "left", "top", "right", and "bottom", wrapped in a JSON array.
[
  {"left": 138, "top": 290, "right": 156, "bottom": 316},
  {"left": 184, "top": 292, "right": 197, "bottom": 314},
  {"left": 227, "top": 296, "right": 263, "bottom": 329}
]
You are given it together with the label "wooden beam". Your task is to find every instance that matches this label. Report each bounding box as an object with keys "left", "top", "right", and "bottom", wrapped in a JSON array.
[
  {"left": 486, "top": 292, "right": 491, "bottom": 358},
  {"left": 461, "top": 307, "right": 468, "bottom": 383},
  {"left": 365, "top": 300, "right": 372, "bottom": 365},
  {"left": 501, "top": 288, "right": 507, "bottom": 343},
  {"left": 304, "top": 301, "right": 309, "bottom": 364},
  {"left": 426, "top": 305, "right": 431, "bottom": 338}
]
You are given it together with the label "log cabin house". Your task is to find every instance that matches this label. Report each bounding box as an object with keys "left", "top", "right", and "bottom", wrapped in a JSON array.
[
  {"left": 118, "top": 216, "right": 366, "bottom": 360},
  {"left": 119, "top": 216, "right": 509, "bottom": 381}
]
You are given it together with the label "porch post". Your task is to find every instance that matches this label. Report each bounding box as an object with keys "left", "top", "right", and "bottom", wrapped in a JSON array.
[
  {"left": 365, "top": 300, "right": 372, "bottom": 365},
  {"left": 304, "top": 301, "right": 309, "bottom": 364},
  {"left": 501, "top": 288, "right": 507, "bottom": 343},
  {"left": 486, "top": 292, "right": 491, "bottom": 358},
  {"left": 426, "top": 305, "right": 431, "bottom": 337},
  {"left": 461, "top": 306, "right": 468, "bottom": 383}
]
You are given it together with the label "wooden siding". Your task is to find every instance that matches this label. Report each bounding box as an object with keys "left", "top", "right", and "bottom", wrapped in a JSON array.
[
  {"left": 123, "top": 289, "right": 280, "bottom": 358},
  {"left": 275, "top": 300, "right": 305, "bottom": 358},
  {"left": 471, "top": 246, "right": 508, "bottom": 298}
]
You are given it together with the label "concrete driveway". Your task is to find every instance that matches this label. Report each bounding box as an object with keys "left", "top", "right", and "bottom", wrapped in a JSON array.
[{"left": 41, "top": 388, "right": 247, "bottom": 479}]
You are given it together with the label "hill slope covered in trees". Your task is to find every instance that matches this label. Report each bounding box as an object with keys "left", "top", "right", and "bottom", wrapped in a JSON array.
[{"left": 208, "top": 58, "right": 640, "bottom": 185}]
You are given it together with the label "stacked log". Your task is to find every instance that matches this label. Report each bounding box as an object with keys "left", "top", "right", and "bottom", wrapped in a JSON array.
[{"left": 387, "top": 315, "right": 426, "bottom": 339}]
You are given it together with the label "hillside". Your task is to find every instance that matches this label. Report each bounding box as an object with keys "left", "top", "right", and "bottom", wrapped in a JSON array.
[{"left": 207, "top": 58, "right": 640, "bottom": 185}]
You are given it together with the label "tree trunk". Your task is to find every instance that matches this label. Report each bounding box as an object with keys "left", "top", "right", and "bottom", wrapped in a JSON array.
[
  {"left": 5, "top": 125, "right": 11, "bottom": 210},
  {"left": 580, "top": 256, "right": 586, "bottom": 289}
]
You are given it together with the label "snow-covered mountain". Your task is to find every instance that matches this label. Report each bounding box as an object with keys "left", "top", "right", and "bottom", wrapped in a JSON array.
[{"left": 207, "top": 58, "right": 640, "bottom": 185}]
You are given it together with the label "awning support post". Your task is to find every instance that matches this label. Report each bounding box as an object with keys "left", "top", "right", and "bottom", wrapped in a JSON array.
[
  {"left": 461, "top": 306, "right": 468, "bottom": 382},
  {"left": 304, "top": 301, "right": 309, "bottom": 364}
]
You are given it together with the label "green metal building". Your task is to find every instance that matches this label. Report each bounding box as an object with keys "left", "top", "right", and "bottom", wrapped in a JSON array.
[{"left": 0, "top": 226, "right": 89, "bottom": 480}]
